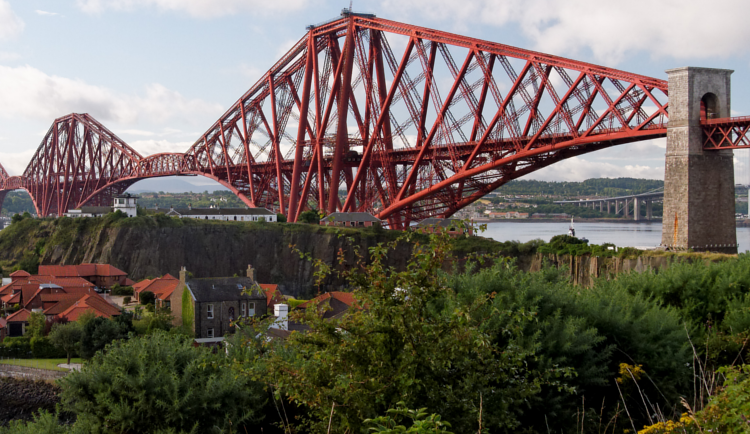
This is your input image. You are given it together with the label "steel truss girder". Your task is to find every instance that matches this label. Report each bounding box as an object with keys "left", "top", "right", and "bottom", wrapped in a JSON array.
[{"left": 0, "top": 14, "right": 671, "bottom": 226}]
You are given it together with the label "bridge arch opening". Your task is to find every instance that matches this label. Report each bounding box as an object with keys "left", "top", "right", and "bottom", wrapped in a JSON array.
[{"left": 700, "top": 92, "right": 720, "bottom": 121}]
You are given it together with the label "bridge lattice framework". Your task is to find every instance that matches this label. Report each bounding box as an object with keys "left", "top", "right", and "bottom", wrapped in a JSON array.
[{"left": 0, "top": 11, "right": 746, "bottom": 233}]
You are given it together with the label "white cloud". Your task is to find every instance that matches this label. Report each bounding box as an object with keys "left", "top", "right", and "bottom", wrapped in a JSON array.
[
  {"left": 526, "top": 157, "right": 664, "bottom": 182},
  {"left": 129, "top": 139, "right": 193, "bottom": 155},
  {"left": 76, "top": 0, "right": 309, "bottom": 18},
  {"left": 35, "top": 10, "right": 59, "bottom": 16},
  {"left": 0, "top": 51, "right": 20, "bottom": 61},
  {"left": 0, "top": 149, "right": 36, "bottom": 176},
  {"left": 0, "top": 65, "right": 223, "bottom": 126},
  {"left": 0, "top": 1, "right": 24, "bottom": 40},
  {"left": 382, "top": 0, "right": 750, "bottom": 64}
]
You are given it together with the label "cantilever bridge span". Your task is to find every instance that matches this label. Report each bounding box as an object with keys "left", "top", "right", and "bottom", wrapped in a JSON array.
[{"left": 0, "top": 12, "right": 747, "bottom": 230}]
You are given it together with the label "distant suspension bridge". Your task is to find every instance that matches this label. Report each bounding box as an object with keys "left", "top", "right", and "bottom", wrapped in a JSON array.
[{"left": 553, "top": 189, "right": 664, "bottom": 221}]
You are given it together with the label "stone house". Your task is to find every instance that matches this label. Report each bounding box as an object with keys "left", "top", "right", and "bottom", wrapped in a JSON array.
[
  {"left": 172, "top": 265, "right": 268, "bottom": 340},
  {"left": 320, "top": 212, "right": 381, "bottom": 227}
]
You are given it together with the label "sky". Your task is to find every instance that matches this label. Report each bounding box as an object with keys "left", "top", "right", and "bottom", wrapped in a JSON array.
[{"left": 0, "top": 0, "right": 749, "bottom": 191}]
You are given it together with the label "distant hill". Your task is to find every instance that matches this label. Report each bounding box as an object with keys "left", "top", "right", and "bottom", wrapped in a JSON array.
[
  {"left": 125, "top": 176, "right": 229, "bottom": 194},
  {"left": 494, "top": 178, "right": 664, "bottom": 198}
]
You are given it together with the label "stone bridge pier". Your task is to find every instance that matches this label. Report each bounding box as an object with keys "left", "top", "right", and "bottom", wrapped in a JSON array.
[{"left": 661, "top": 67, "right": 737, "bottom": 253}]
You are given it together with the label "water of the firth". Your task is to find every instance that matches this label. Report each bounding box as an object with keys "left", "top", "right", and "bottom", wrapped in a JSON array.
[{"left": 482, "top": 221, "right": 750, "bottom": 254}]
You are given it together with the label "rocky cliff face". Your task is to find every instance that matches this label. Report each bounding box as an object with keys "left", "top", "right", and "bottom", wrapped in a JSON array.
[
  {"left": 529, "top": 252, "right": 697, "bottom": 287},
  {"left": 39, "top": 224, "right": 420, "bottom": 298}
]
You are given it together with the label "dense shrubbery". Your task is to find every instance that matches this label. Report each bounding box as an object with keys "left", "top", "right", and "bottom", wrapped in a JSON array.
[
  {"left": 108, "top": 284, "right": 133, "bottom": 296},
  {"left": 8, "top": 227, "right": 750, "bottom": 432}
]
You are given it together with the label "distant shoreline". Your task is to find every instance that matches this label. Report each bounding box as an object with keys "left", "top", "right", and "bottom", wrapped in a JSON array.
[{"left": 474, "top": 218, "right": 663, "bottom": 224}]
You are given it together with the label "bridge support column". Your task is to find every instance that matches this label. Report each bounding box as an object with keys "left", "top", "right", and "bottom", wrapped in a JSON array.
[
  {"left": 661, "top": 67, "right": 737, "bottom": 253},
  {"left": 624, "top": 198, "right": 630, "bottom": 218},
  {"left": 607, "top": 201, "right": 611, "bottom": 214},
  {"left": 634, "top": 199, "right": 641, "bottom": 221},
  {"left": 646, "top": 200, "right": 652, "bottom": 221}
]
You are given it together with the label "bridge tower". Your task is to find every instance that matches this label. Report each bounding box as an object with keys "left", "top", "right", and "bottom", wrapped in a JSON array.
[{"left": 661, "top": 67, "right": 737, "bottom": 253}]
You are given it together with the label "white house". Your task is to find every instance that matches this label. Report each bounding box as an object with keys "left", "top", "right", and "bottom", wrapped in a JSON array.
[
  {"left": 164, "top": 206, "right": 277, "bottom": 222},
  {"left": 64, "top": 194, "right": 138, "bottom": 218}
]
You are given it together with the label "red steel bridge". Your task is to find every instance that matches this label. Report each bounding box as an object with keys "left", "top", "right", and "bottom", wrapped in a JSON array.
[{"left": 0, "top": 11, "right": 748, "bottom": 229}]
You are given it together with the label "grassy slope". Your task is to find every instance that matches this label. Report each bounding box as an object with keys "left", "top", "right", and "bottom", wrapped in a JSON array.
[{"left": 0, "top": 358, "right": 83, "bottom": 371}]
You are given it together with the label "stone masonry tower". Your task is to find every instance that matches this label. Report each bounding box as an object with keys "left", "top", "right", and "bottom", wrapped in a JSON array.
[{"left": 661, "top": 67, "right": 737, "bottom": 253}]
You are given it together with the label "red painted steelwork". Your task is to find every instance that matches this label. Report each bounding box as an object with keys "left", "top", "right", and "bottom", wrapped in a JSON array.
[
  {"left": 702, "top": 116, "right": 750, "bottom": 150},
  {"left": 0, "top": 13, "right": 671, "bottom": 227}
]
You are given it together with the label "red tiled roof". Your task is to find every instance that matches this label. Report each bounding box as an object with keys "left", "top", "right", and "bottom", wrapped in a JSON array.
[
  {"left": 37, "top": 264, "right": 127, "bottom": 278},
  {"left": 298, "top": 291, "right": 356, "bottom": 309},
  {"left": 32, "top": 276, "right": 94, "bottom": 288},
  {"left": 6, "top": 308, "right": 32, "bottom": 323},
  {"left": 262, "top": 284, "right": 283, "bottom": 307},
  {"left": 58, "top": 295, "right": 120, "bottom": 321},
  {"left": 2, "top": 292, "right": 21, "bottom": 305},
  {"left": 9, "top": 270, "right": 30, "bottom": 277},
  {"left": 124, "top": 278, "right": 136, "bottom": 286},
  {"left": 133, "top": 275, "right": 180, "bottom": 301},
  {"left": 133, "top": 278, "right": 154, "bottom": 293}
]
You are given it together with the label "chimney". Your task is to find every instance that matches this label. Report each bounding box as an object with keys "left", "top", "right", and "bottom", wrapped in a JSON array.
[
  {"left": 170, "top": 204, "right": 174, "bottom": 212},
  {"left": 246, "top": 264, "right": 255, "bottom": 282},
  {"left": 273, "top": 304, "right": 288, "bottom": 330},
  {"left": 179, "top": 266, "right": 187, "bottom": 286},
  {"left": 188, "top": 203, "right": 192, "bottom": 211}
]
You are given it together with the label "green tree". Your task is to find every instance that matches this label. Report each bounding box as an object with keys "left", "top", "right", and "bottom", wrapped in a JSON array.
[
  {"left": 242, "top": 230, "right": 554, "bottom": 433},
  {"left": 365, "top": 403, "right": 454, "bottom": 434},
  {"left": 60, "top": 332, "right": 266, "bottom": 433},
  {"left": 79, "top": 316, "right": 132, "bottom": 359},
  {"left": 48, "top": 322, "right": 83, "bottom": 365},
  {"left": 139, "top": 290, "right": 155, "bottom": 306},
  {"left": 299, "top": 209, "right": 321, "bottom": 224},
  {"left": 276, "top": 213, "right": 287, "bottom": 222},
  {"left": 27, "top": 311, "right": 46, "bottom": 339}
]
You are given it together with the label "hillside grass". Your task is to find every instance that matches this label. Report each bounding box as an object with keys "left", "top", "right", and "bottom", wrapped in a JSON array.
[{"left": 0, "top": 358, "right": 83, "bottom": 371}]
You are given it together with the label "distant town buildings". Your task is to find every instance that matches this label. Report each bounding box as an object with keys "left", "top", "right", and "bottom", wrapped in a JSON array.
[
  {"left": 165, "top": 206, "right": 277, "bottom": 222},
  {"left": 415, "top": 218, "right": 473, "bottom": 236}
]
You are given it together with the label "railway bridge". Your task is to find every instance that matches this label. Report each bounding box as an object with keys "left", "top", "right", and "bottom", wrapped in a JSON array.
[{"left": 0, "top": 10, "right": 745, "bottom": 252}]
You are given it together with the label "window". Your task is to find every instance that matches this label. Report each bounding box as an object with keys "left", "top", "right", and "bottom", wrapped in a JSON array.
[
  {"left": 207, "top": 304, "right": 214, "bottom": 319},
  {"left": 241, "top": 302, "right": 246, "bottom": 317},
  {"left": 207, "top": 328, "right": 214, "bottom": 338},
  {"left": 248, "top": 302, "right": 255, "bottom": 317}
]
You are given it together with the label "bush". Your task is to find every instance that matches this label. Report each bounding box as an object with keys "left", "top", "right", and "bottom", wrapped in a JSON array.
[
  {"left": 123, "top": 296, "right": 131, "bottom": 305},
  {"left": 299, "top": 209, "right": 321, "bottom": 224},
  {"left": 140, "top": 290, "right": 155, "bottom": 306},
  {"left": 110, "top": 284, "right": 134, "bottom": 296},
  {"left": 59, "top": 332, "right": 267, "bottom": 433},
  {"left": 79, "top": 316, "right": 133, "bottom": 359}
]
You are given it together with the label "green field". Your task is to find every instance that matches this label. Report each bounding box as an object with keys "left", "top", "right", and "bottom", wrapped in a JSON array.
[{"left": 0, "top": 358, "right": 83, "bottom": 371}]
